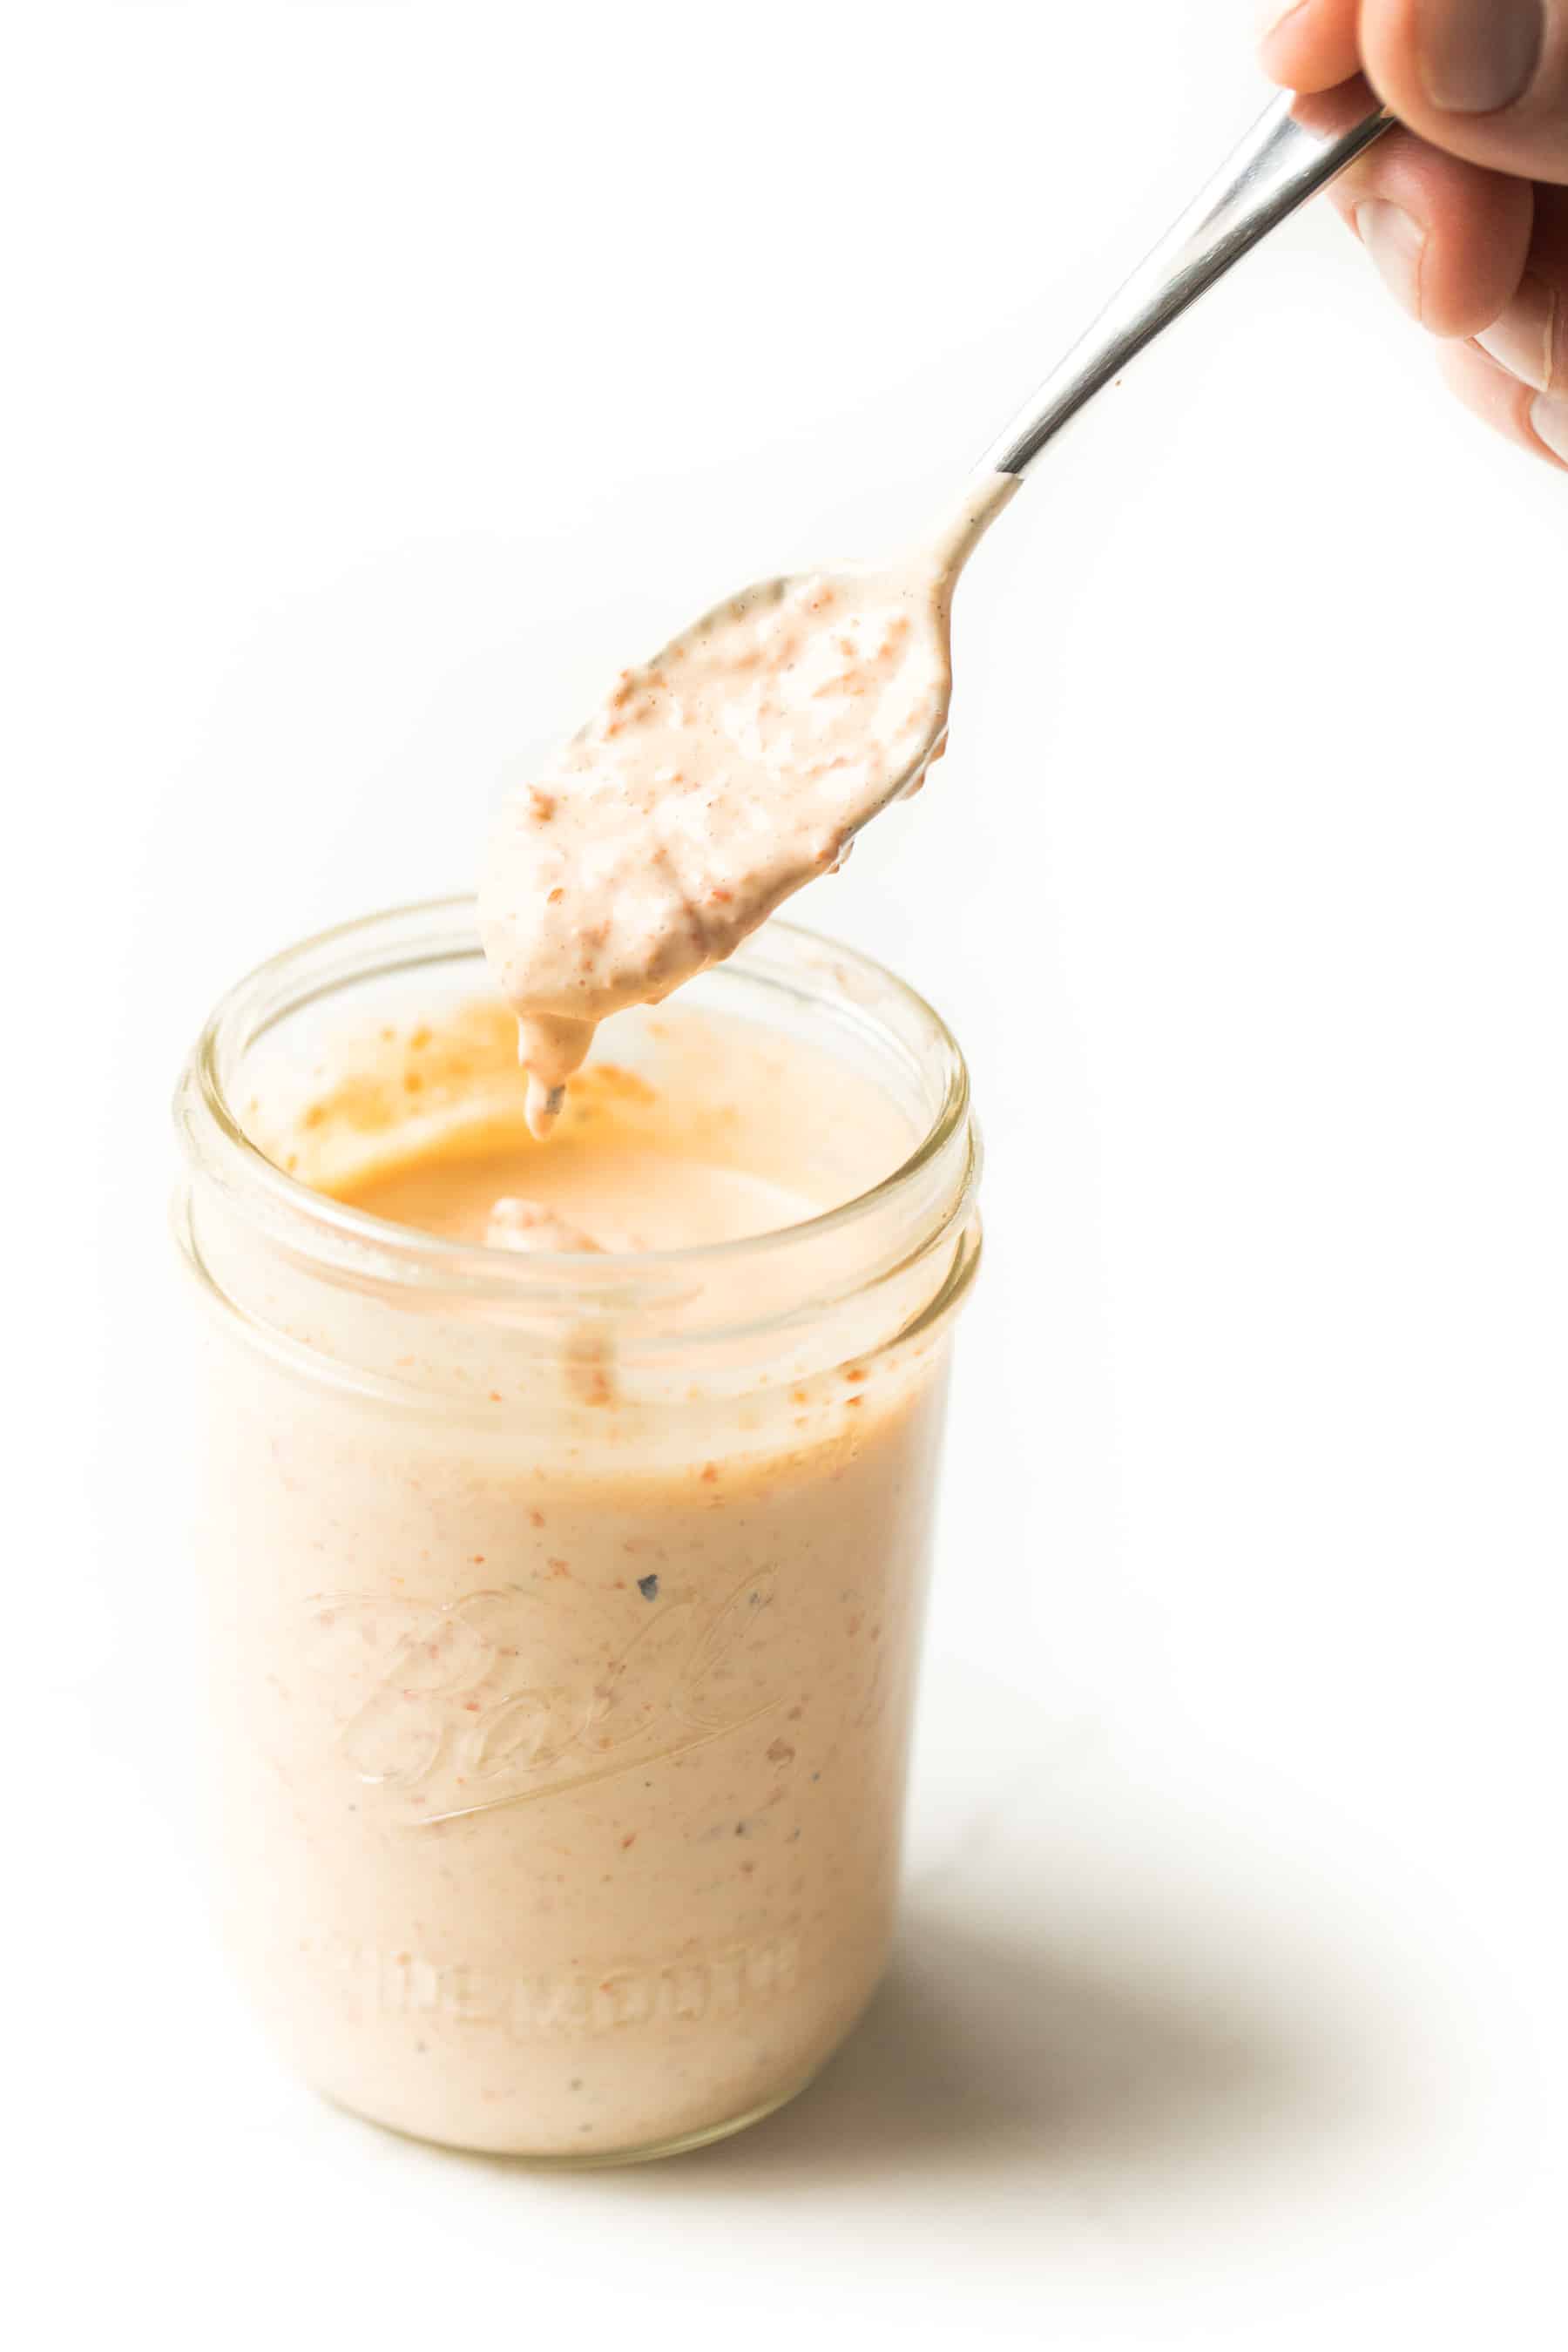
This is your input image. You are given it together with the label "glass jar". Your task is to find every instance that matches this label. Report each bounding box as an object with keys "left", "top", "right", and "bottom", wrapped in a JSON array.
[{"left": 173, "top": 898, "right": 982, "bottom": 2162}]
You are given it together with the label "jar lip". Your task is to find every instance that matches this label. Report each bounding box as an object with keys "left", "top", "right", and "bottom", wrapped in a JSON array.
[{"left": 175, "top": 895, "right": 977, "bottom": 1300}]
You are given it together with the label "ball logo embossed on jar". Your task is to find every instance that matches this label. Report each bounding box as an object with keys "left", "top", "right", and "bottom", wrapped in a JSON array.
[{"left": 303, "top": 1573, "right": 789, "bottom": 1824}]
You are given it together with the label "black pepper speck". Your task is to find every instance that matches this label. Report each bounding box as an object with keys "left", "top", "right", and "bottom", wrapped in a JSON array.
[{"left": 638, "top": 1573, "right": 659, "bottom": 1601}]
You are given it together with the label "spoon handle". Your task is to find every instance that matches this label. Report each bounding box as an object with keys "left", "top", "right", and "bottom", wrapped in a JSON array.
[{"left": 979, "top": 75, "right": 1394, "bottom": 479}]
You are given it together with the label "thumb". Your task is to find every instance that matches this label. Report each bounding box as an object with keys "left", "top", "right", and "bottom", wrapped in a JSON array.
[{"left": 1362, "top": 0, "right": 1568, "bottom": 183}]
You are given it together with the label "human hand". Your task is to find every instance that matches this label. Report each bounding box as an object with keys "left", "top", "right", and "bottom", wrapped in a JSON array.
[{"left": 1260, "top": 1, "right": 1567, "bottom": 469}]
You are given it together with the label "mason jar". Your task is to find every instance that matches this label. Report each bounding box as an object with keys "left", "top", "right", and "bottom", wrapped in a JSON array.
[{"left": 172, "top": 898, "right": 982, "bottom": 2162}]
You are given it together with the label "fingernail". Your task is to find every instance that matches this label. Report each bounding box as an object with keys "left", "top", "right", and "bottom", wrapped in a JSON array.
[
  {"left": 1477, "top": 276, "right": 1560, "bottom": 392},
  {"left": 1256, "top": 0, "right": 1302, "bottom": 39},
  {"left": 1418, "top": 0, "right": 1544, "bottom": 114},
  {"left": 1355, "top": 202, "right": 1427, "bottom": 321},
  {"left": 1531, "top": 394, "right": 1568, "bottom": 465}
]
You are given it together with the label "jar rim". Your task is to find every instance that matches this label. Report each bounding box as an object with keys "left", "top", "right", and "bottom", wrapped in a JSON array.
[{"left": 174, "top": 896, "right": 979, "bottom": 1310}]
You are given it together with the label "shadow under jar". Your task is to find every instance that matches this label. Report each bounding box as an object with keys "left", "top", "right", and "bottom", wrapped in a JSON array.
[{"left": 173, "top": 901, "right": 982, "bottom": 2162}]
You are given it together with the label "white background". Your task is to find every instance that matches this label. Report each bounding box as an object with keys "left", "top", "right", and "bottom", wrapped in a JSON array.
[{"left": 9, "top": 2, "right": 1566, "bottom": 2344}]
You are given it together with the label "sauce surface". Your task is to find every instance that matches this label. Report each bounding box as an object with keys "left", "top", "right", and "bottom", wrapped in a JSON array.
[{"left": 347, "top": 1136, "right": 816, "bottom": 1256}]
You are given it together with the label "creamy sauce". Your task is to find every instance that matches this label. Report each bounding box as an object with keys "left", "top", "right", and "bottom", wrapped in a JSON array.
[
  {"left": 479, "top": 474, "right": 1016, "bottom": 1133},
  {"left": 198, "top": 991, "right": 969, "bottom": 2158},
  {"left": 346, "top": 1129, "right": 821, "bottom": 1257},
  {"left": 485, "top": 1198, "right": 604, "bottom": 1254}
]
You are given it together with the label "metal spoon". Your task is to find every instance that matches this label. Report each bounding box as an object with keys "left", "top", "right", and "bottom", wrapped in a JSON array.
[
  {"left": 978, "top": 74, "right": 1392, "bottom": 478},
  {"left": 488, "top": 76, "right": 1394, "bottom": 1132}
]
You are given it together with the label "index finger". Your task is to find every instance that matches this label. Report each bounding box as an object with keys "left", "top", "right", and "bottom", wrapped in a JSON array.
[{"left": 1259, "top": 0, "right": 1363, "bottom": 91}]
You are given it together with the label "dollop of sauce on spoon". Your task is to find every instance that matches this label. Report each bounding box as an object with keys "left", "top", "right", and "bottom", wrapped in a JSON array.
[{"left": 480, "top": 474, "right": 1016, "bottom": 1134}]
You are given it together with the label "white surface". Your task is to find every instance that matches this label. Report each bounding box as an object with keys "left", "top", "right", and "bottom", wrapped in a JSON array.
[{"left": 10, "top": 2, "right": 1566, "bottom": 2343}]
